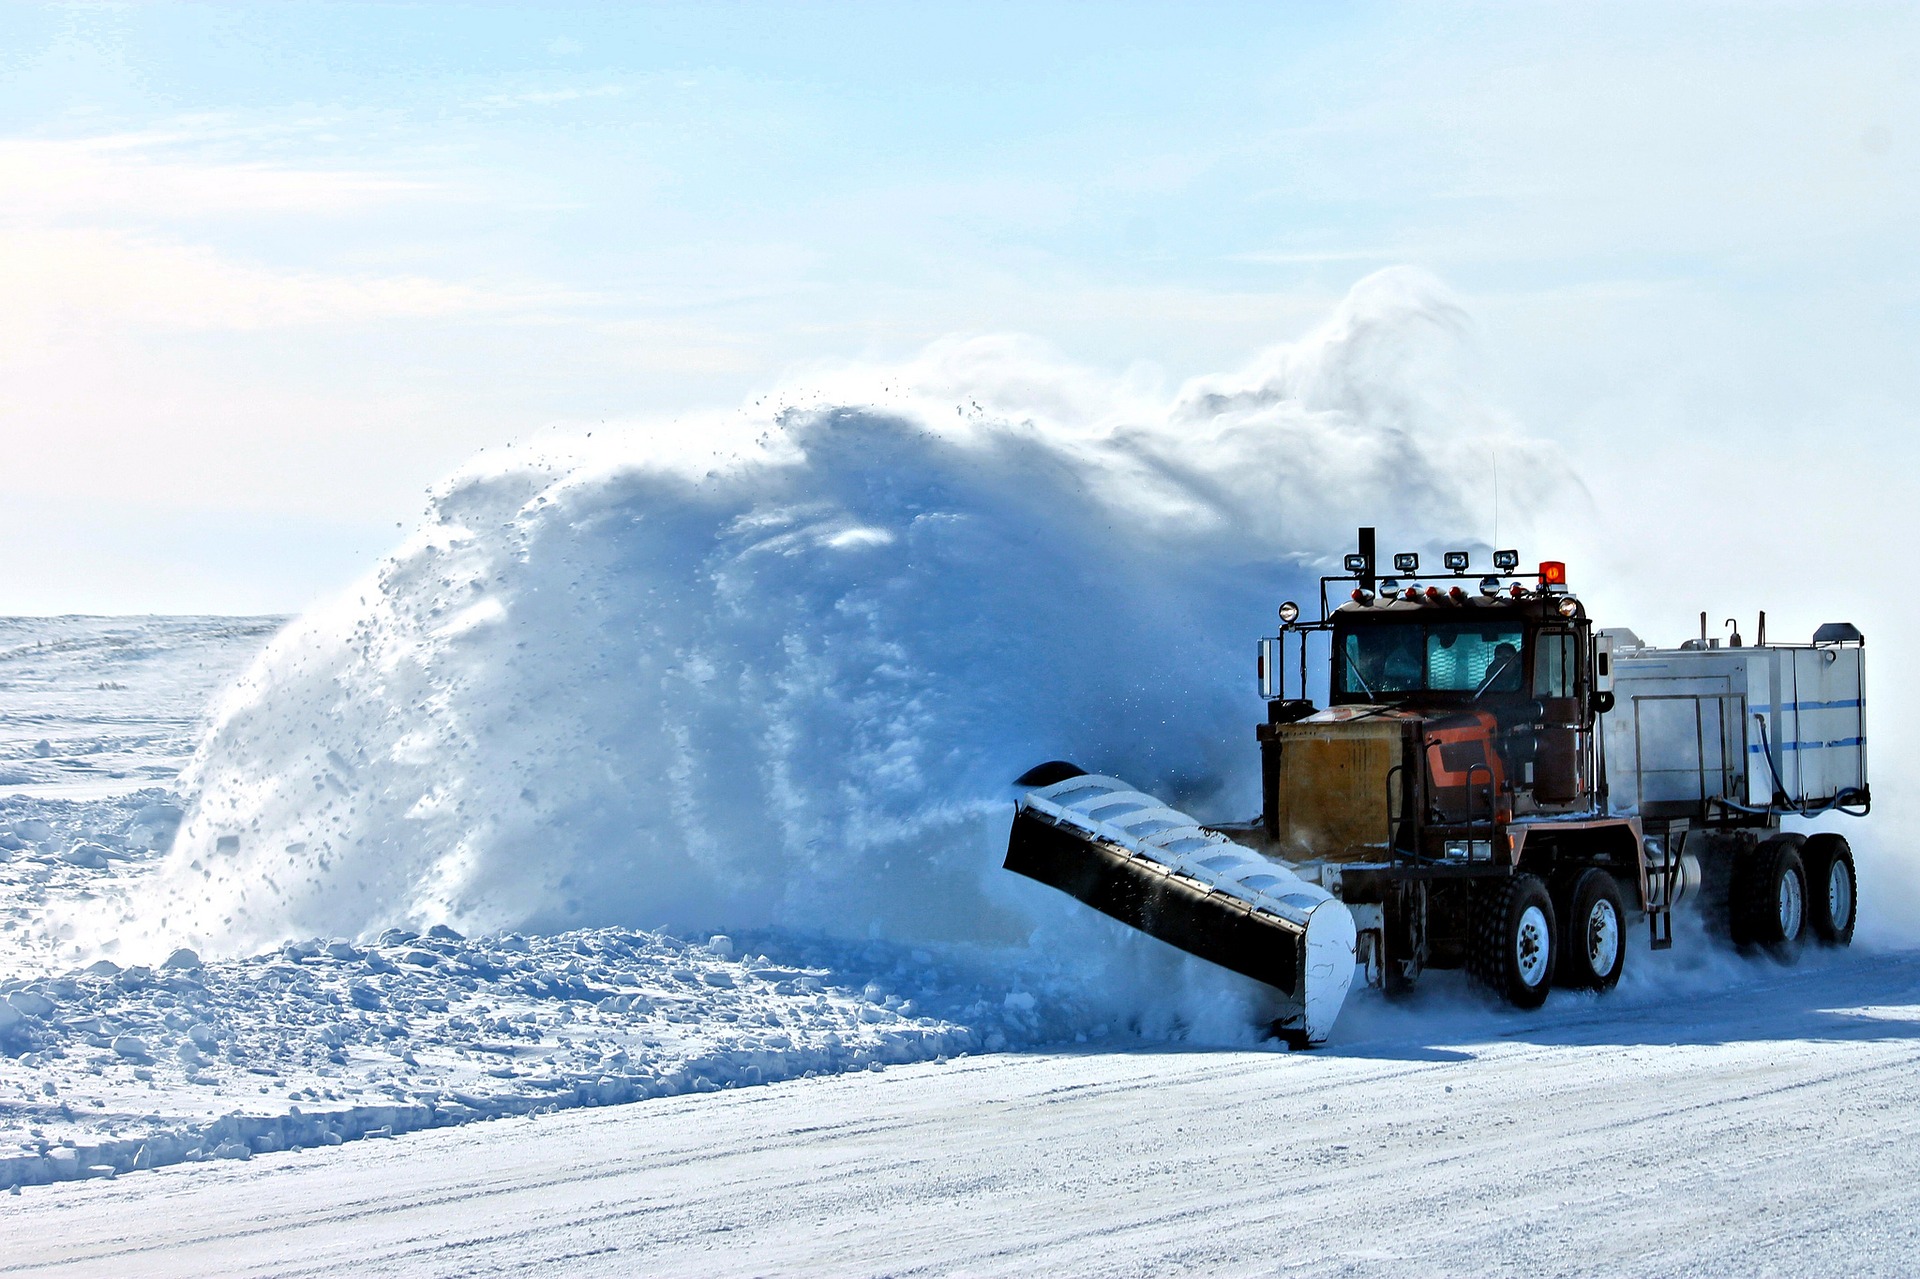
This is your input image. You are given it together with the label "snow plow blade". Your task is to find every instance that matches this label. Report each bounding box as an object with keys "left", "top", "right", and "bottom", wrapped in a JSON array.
[{"left": 1006, "top": 773, "right": 1356, "bottom": 1046}]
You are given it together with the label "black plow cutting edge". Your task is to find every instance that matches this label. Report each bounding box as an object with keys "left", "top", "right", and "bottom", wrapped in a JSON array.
[{"left": 1004, "top": 806, "right": 1304, "bottom": 998}]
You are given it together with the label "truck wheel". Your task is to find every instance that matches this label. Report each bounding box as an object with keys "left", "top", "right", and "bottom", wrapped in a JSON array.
[
  {"left": 1730, "top": 835, "right": 1808, "bottom": 959},
  {"left": 1802, "top": 833, "right": 1857, "bottom": 946},
  {"left": 1469, "top": 874, "right": 1556, "bottom": 1009},
  {"left": 1556, "top": 869, "right": 1627, "bottom": 991}
]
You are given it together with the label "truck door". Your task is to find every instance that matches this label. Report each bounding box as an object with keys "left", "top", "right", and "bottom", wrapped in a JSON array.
[{"left": 1533, "top": 628, "right": 1585, "bottom": 802}]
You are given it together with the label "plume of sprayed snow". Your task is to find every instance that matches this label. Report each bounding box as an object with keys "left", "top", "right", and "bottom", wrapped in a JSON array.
[{"left": 102, "top": 268, "right": 1572, "bottom": 1031}]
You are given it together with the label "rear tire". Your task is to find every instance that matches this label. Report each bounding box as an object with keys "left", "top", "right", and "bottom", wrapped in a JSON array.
[
  {"left": 1555, "top": 869, "right": 1627, "bottom": 991},
  {"left": 1731, "top": 835, "right": 1808, "bottom": 960},
  {"left": 1802, "top": 833, "right": 1857, "bottom": 946},
  {"left": 1469, "top": 874, "right": 1556, "bottom": 1009}
]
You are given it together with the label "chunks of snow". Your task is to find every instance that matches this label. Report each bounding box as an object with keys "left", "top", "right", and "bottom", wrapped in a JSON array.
[
  {"left": 0, "top": 920, "right": 1102, "bottom": 1188},
  {"left": 6, "top": 992, "right": 54, "bottom": 1018},
  {"left": 61, "top": 843, "right": 118, "bottom": 869}
]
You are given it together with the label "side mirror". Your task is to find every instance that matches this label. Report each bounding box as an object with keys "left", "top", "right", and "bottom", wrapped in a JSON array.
[{"left": 1593, "top": 635, "right": 1615, "bottom": 693}]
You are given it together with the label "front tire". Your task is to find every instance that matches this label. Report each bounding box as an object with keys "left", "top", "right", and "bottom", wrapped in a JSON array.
[
  {"left": 1731, "top": 834, "right": 1808, "bottom": 960},
  {"left": 1470, "top": 874, "right": 1556, "bottom": 1009},
  {"left": 1802, "top": 833, "right": 1857, "bottom": 946},
  {"left": 1556, "top": 868, "right": 1627, "bottom": 991}
]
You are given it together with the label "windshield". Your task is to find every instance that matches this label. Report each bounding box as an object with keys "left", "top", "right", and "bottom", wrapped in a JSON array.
[{"left": 1338, "top": 622, "right": 1526, "bottom": 698}]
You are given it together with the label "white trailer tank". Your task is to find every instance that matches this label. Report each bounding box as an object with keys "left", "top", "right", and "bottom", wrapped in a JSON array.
[{"left": 1599, "top": 623, "right": 1867, "bottom": 820}]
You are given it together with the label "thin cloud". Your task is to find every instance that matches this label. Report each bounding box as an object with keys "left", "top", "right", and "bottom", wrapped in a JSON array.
[
  {"left": 476, "top": 84, "right": 630, "bottom": 109},
  {"left": 1230, "top": 248, "right": 1400, "bottom": 266},
  {"left": 0, "top": 228, "right": 584, "bottom": 333},
  {"left": 0, "top": 134, "right": 439, "bottom": 220}
]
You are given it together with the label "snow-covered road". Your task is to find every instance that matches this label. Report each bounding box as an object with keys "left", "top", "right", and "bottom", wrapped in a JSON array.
[{"left": 14, "top": 950, "right": 1920, "bottom": 1278}]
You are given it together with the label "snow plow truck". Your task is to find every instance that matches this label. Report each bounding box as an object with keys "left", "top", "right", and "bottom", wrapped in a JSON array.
[{"left": 1006, "top": 528, "right": 1869, "bottom": 1046}]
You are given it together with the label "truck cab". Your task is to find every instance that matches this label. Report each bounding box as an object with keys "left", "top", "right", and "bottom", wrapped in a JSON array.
[{"left": 1328, "top": 596, "right": 1598, "bottom": 811}]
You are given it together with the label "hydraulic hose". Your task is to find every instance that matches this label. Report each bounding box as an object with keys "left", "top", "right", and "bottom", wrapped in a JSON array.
[{"left": 1722, "top": 713, "right": 1869, "bottom": 818}]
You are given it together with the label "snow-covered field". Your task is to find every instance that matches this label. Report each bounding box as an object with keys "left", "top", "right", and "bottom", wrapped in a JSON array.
[
  {"left": 4, "top": 614, "right": 1917, "bottom": 1276},
  {"left": 0, "top": 620, "right": 1040, "bottom": 1190}
]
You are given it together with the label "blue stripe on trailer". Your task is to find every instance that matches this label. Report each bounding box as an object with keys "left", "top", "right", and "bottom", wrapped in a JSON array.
[
  {"left": 1750, "top": 699, "right": 1863, "bottom": 714},
  {"left": 1747, "top": 737, "right": 1866, "bottom": 753}
]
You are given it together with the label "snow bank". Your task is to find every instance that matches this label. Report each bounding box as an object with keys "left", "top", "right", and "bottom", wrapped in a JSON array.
[
  {"left": 113, "top": 270, "right": 1562, "bottom": 1016},
  {"left": 0, "top": 924, "right": 982, "bottom": 1188}
]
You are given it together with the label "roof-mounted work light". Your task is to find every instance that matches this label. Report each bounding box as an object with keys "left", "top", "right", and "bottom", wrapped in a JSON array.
[
  {"left": 1493, "top": 549, "right": 1520, "bottom": 572},
  {"left": 1278, "top": 601, "right": 1300, "bottom": 624},
  {"left": 1556, "top": 596, "right": 1581, "bottom": 618},
  {"left": 1393, "top": 552, "right": 1420, "bottom": 573},
  {"left": 1343, "top": 553, "right": 1368, "bottom": 573},
  {"left": 1479, "top": 575, "right": 1501, "bottom": 598},
  {"left": 1539, "top": 561, "right": 1568, "bottom": 592},
  {"left": 1443, "top": 551, "right": 1470, "bottom": 571},
  {"left": 1379, "top": 577, "right": 1400, "bottom": 596}
]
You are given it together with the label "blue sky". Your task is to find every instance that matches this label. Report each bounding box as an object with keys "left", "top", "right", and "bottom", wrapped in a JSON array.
[{"left": 3, "top": 2, "right": 1915, "bottom": 617}]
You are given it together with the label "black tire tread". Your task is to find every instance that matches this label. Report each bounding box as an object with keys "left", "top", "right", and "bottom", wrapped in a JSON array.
[
  {"left": 1730, "top": 835, "right": 1807, "bottom": 957},
  {"left": 1468, "top": 874, "right": 1555, "bottom": 1009},
  {"left": 1557, "top": 868, "right": 1627, "bottom": 991},
  {"left": 1803, "top": 832, "right": 1857, "bottom": 947}
]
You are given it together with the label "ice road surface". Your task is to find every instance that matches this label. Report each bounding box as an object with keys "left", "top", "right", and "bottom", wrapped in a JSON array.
[{"left": 12, "top": 954, "right": 1920, "bottom": 1278}]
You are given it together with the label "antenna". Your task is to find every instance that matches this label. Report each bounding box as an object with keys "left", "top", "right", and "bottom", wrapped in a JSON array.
[{"left": 1491, "top": 446, "right": 1500, "bottom": 551}]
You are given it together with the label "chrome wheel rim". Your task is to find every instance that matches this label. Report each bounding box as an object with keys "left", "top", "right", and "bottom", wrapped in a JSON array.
[
  {"left": 1778, "top": 867, "right": 1805, "bottom": 939},
  {"left": 1829, "top": 860, "right": 1854, "bottom": 930},
  {"left": 1586, "top": 898, "right": 1620, "bottom": 977},
  {"left": 1516, "top": 904, "right": 1550, "bottom": 987}
]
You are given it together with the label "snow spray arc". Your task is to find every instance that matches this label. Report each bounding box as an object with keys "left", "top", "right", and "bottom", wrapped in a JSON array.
[{"left": 125, "top": 269, "right": 1570, "bottom": 971}]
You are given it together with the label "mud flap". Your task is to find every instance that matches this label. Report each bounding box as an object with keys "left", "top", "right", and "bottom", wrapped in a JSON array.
[{"left": 1006, "top": 774, "right": 1357, "bottom": 1046}]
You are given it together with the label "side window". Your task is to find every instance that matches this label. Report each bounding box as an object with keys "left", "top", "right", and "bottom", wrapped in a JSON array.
[{"left": 1533, "top": 631, "right": 1576, "bottom": 698}]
